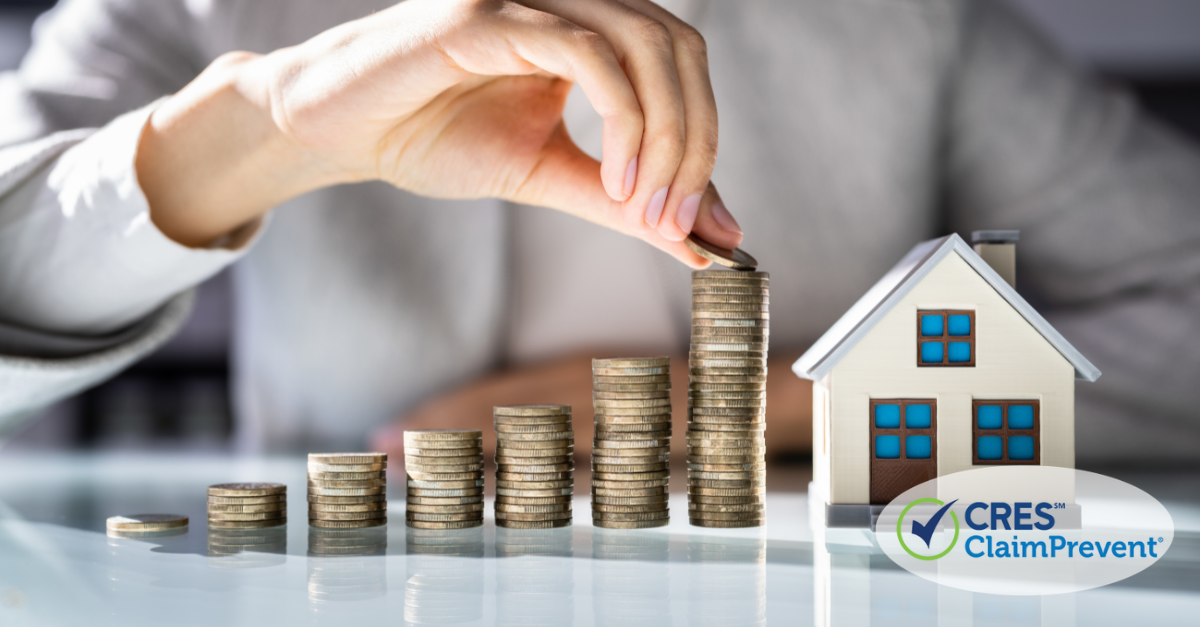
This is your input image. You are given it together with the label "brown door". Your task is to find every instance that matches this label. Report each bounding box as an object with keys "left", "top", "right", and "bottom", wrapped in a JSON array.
[{"left": 869, "top": 399, "right": 937, "bottom": 504}]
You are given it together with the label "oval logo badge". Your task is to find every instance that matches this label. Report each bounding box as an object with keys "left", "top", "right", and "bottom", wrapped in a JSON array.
[{"left": 874, "top": 467, "right": 1174, "bottom": 595}]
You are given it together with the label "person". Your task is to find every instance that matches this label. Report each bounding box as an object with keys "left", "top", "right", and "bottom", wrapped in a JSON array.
[{"left": 1, "top": 0, "right": 1198, "bottom": 464}]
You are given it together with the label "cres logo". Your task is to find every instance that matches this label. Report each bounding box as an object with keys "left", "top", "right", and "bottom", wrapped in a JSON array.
[{"left": 896, "top": 498, "right": 959, "bottom": 561}]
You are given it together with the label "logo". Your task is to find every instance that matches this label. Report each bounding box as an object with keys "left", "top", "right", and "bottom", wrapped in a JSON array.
[
  {"left": 874, "top": 467, "right": 1174, "bottom": 595},
  {"left": 896, "top": 498, "right": 959, "bottom": 560}
]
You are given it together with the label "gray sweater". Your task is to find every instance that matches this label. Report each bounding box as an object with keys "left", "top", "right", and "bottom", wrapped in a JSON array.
[{"left": 1, "top": 0, "right": 1198, "bottom": 461}]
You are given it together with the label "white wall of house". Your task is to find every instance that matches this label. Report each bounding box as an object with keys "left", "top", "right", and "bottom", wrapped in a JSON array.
[{"left": 823, "top": 252, "right": 1075, "bottom": 505}]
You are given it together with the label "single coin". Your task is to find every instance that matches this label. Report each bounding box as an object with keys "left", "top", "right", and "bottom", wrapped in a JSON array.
[
  {"left": 592, "top": 357, "right": 670, "bottom": 367},
  {"left": 107, "top": 514, "right": 189, "bottom": 531},
  {"left": 307, "top": 478, "right": 389, "bottom": 489},
  {"left": 207, "top": 495, "right": 285, "bottom": 505},
  {"left": 684, "top": 234, "right": 758, "bottom": 269},
  {"left": 495, "top": 431, "right": 574, "bottom": 442},
  {"left": 686, "top": 436, "right": 765, "bottom": 446},
  {"left": 207, "top": 503, "right": 286, "bottom": 514},
  {"left": 592, "top": 366, "right": 668, "bottom": 377},
  {"left": 688, "top": 486, "right": 766, "bottom": 496},
  {"left": 591, "top": 470, "right": 670, "bottom": 481},
  {"left": 594, "top": 415, "right": 672, "bottom": 425},
  {"left": 208, "top": 511, "right": 285, "bottom": 522},
  {"left": 493, "top": 405, "right": 571, "bottom": 417},
  {"left": 591, "top": 446, "right": 671, "bottom": 458},
  {"left": 592, "top": 398, "right": 672, "bottom": 409},
  {"left": 207, "top": 518, "right": 287, "bottom": 529},
  {"left": 495, "top": 439, "right": 574, "bottom": 450},
  {"left": 405, "top": 471, "right": 484, "bottom": 481},
  {"left": 496, "top": 471, "right": 572, "bottom": 482},
  {"left": 496, "top": 456, "right": 574, "bottom": 468},
  {"left": 687, "top": 510, "right": 764, "bottom": 521},
  {"left": 688, "top": 392, "right": 767, "bottom": 402},
  {"left": 594, "top": 430, "right": 672, "bottom": 441},
  {"left": 591, "top": 391, "right": 671, "bottom": 400},
  {"left": 687, "top": 472, "right": 766, "bottom": 483},
  {"left": 494, "top": 511, "right": 572, "bottom": 522},
  {"left": 592, "top": 495, "right": 669, "bottom": 505},
  {"left": 689, "top": 359, "right": 768, "bottom": 370},
  {"left": 687, "top": 445, "right": 766, "bottom": 456},
  {"left": 495, "top": 423, "right": 572, "bottom": 433},
  {"left": 406, "top": 489, "right": 484, "bottom": 502},
  {"left": 689, "top": 379, "right": 767, "bottom": 388},
  {"left": 691, "top": 312, "right": 770, "bottom": 321},
  {"left": 593, "top": 519, "right": 669, "bottom": 529},
  {"left": 403, "top": 447, "right": 484, "bottom": 458},
  {"left": 692, "top": 283, "right": 770, "bottom": 293},
  {"left": 688, "top": 502, "right": 764, "bottom": 513},
  {"left": 592, "top": 405, "right": 673, "bottom": 416},
  {"left": 495, "top": 463, "right": 574, "bottom": 473},
  {"left": 690, "top": 318, "right": 769, "bottom": 329},
  {"left": 689, "top": 494, "right": 765, "bottom": 505},
  {"left": 593, "top": 383, "right": 673, "bottom": 393},
  {"left": 592, "top": 463, "right": 669, "bottom": 474},
  {"left": 310, "top": 518, "right": 387, "bottom": 529},
  {"left": 310, "top": 502, "right": 389, "bottom": 512},
  {"left": 591, "top": 479, "right": 670, "bottom": 490},
  {"left": 494, "top": 495, "right": 573, "bottom": 506},
  {"left": 688, "top": 399, "right": 766, "bottom": 409},
  {"left": 689, "top": 369, "right": 768, "bottom": 378},
  {"left": 591, "top": 486, "right": 668, "bottom": 496},
  {"left": 308, "top": 452, "right": 387, "bottom": 465},
  {"left": 495, "top": 487, "right": 573, "bottom": 497},
  {"left": 404, "top": 429, "right": 482, "bottom": 440},
  {"left": 592, "top": 511, "right": 670, "bottom": 522},
  {"left": 406, "top": 503, "right": 485, "bottom": 514},
  {"left": 207, "top": 483, "right": 286, "bottom": 498},
  {"left": 307, "top": 486, "right": 386, "bottom": 496},
  {"left": 691, "top": 302, "right": 771, "bottom": 313},
  {"left": 595, "top": 423, "right": 672, "bottom": 434},
  {"left": 405, "top": 495, "right": 484, "bottom": 506},
  {"left": 404, "top": 454, "right": 485, "bottom": 466},
  {"left": 592, "top": 374, "right": 672, "bottom": 385},
  {"left": 495, "top": 519, "right": 571, "bottom": 529},
  {"left": 405, "top": 477, "right": 484, "bottom": 488},
  {"left": 689, "top": 518, "right": 762, "bottom": 528},
  {"left": 403, "top": 462, "right": 485, "bottom": 473},
  {"left": 307, "top": 494, "right": 388, "bottom": 504},
  {"left": 406, "top": 519, "right": 483, "bottom": 530},
  {"left": 403, "top": 439, "right": 483, "bottom": 451},
  {"left": 404, "top": 511, "right": 483, "bottom": 522},
  {"left": 308, "top": 462, "right": 386, "bottom": 473},
  {"left": 687, "top": 478, "right": 766, "bottom": 489},
  {"left": 591, "top": 454, "right": 670, "bottom": 465},
  {"left": 692, "top": 268, "right": 768, "bottom": 280},
  {"left": 691, "top": 292, "right": 769, "bottom": 303},
  {"left": 494, "top": 503, "right": 572, "bottom": 514},
  {"left": 307, "top": 471, "right": 387, "bottom": 482},
  {"left": 496, "top": 479, "right": 573, "bottom": 489},
  {"left": 691, "top": 344, "right": 769, "bottom": 355},
  {"left": 592, "top": 504, "right": 670, "bottom": 515},
  {"left": 593, "top": 438, "right": 671, "bottom": 449},
  {"left": 686, "top": 423, "right": 767, "bottom": 433}
]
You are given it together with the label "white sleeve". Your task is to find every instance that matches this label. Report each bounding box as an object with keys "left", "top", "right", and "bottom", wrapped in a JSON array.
[{"left": 0, "top": 98, "right": 263, "bottom": 336}]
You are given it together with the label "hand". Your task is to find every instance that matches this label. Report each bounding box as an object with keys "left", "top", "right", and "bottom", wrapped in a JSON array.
[{"left": 138, "top": 0, "right": 744, "bottom": 265}]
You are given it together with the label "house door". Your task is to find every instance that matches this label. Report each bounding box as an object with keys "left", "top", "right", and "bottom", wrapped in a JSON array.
[{"left": 869, "top": 399, "right": 937, "bottom": 504}]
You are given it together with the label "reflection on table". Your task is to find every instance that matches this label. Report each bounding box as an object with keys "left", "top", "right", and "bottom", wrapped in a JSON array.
[
  {"left": 404, "top": 527, "right": 485, "bottom": 625},
  {"left": 205, "top": 525, "right": 287, "bottom": 569},
  {"left": 307, "top": 526, "right": 388, "bottom": 607},
  {"left": 591, "top": 528, "right": 671, "bottom": 626},
  {"left": 494, "top": 527, "right": 574, "bottom": 626},
  {"left": 688, "top": 533, "right": 767, "bottom": 627}
]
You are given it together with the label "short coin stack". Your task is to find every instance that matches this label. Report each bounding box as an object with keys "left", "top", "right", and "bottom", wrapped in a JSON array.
[
  {"left": 404, "top": 429, "right": 485, "bottom": 529},
  {"left": 106, "top": 513, "right": 189, "bottom": 538},
  {"left": 494, "top": 405, "right": 574, "bottom": 529},
  {"left": 307, "top": 453, "right": 387, "bottom": 529},
  {"left": 208, "top": 483, "right": 287, "bottom": 529},
  {"left": 591, "top": 357, "right": 672, "bottom": 529},
  {"left": 688, "top": 269, "right": 770, "bottom": 527}
]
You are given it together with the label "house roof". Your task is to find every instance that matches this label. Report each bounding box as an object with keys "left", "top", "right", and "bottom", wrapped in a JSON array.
[{"left": 791, "top": 234, "right": 1101, "bottom": 382}]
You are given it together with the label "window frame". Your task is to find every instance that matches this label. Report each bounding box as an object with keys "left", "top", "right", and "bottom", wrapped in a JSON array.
[
  {"left": 917, "top": 310, "right": 976, "bottom": 367},
  {"left": 972, "top": 400, "right": 1040, "bottom": 465},
  {"left": 869, "top": 399, "right": 937, "bottom": 461}
]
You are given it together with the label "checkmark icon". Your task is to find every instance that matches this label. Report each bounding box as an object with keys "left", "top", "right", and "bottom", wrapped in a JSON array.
[{"left": 910, "top": 499, "right": 958, "bottom": 548}]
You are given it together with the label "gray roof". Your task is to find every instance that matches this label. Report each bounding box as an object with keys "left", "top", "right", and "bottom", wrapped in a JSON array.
[{"left": 791, "top": 234, "right": 1101, "bottom": 382}]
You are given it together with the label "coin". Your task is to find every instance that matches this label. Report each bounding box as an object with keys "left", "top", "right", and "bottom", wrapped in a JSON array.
[
  {"left": 496, "top": 479, "right": 573, "bottom": 489},
  {"left": 592, "top": 504, "right": 670, "bottom": 515},
  {"left": 591, "top": 470, "right": 670, "bottom": 481},
  {"left": 594, "top": 431, "right": 672, "bottom": 442},
  {"left": 403, "top": 429, "right": 482, "bottom": 440},
  {"left": 207, "top": 503, "right": 286, "bottom": 513},
  {"left": 495, "top": 457, "right": 574, "bottom": 467},
  {"left": 593, "top": 438, "right": 671, "bottom": 449},
  {"left": 307, "top": 462, "right": 386, "bottom": 473},
  {"left": 592, "top": 495, "right": 669, "bottom": 505},
  {"left": 595, "top": 423, "right": 672, "bottom": 434},
  {"left": 310, "top": 518, "right": 387, "bottom": 529},
  {"left": 207, "top": 518, "right": 287, "bottom": 529},
  {"left": 493, "top": 405, "right": 571, "bottom": 416},
  {"left": 591, "top": 454, "right": 670, "bottom": 465},
  {"left": 107, "top": 514, "right": 189, "bottom": 531},
  {"left": 592, "top": 366, "right": 669, "bottom": 377},
  {"left": 207, "top": 495, "right": 286, "bottom": 505},
  {"left": 311, "top": 502, "right": 389, "bottom": 512},
  {"left": 308, "top": 478, "right": 389, "bottom": 489},
  {"left": 207, "top": 483, "right": 286, "bottom": 498},
  {"left": 593, "top": 519, "right": 669, "bottom": 529},
  {"left": 688, "top": 502, "right": 764, "bottom": 512},
  {"left": 688, "top": 518, "right": 762, "bottom": 528},
  {"left": 592, "top": 488, "right": 668, "bottom": 498},
  {"left": 405, "top": 511, "right": 482, "bottom": 522},
  {"left": 495, "top": 519, "right": 571, "bottom": 529},
  {"left": 405, "top": 471, "right": 483, "bottom": 481},
  {"left": 591, "top": 511, "right": 670, "bottom": 522},
  {"left": 494, "top": 511, "right": 572, "bottom": 522},
  {"left": 592, "top": 390, "right": 671, "bottom": 400},
  {"left": 406, "top": 479, "right": 484, "bottom": 489},
  {"left": 493, "top": 414, "right": 573, "bottom": 425},
  {"left": 406, "top": 503, "right": 485, "bottom": 514},
  {"left": 496, "top": 472, "right": 572, "bottom": 482},
  {"left": 494, "top": 495, "right": 573, "bottom": 506},
  {"left": 592, "top": 463, "right": 669, "bottom": 474},
  {"left": 687, "top": 486, "right": 766, "bottom": 496},
  {"left": 688, "top": 494, "right": 765, "bottom": 505},
  {"left": 684, "top": 234, "right": 758, "bottom": 269},
  {"left": 307, "top": 486, "right": 386, "bottom": 496},
  {"left": 403, "top": 446, "right": 484, "bottom": 457},
  {"left": 686, "top": 510, "right": 764, "bottom": 521},
  {"left": 494, "top": 503, "right": 572, "bottom": 514},
  {"left": 406, "top": 519, "right": 483, "bottom": 529},
  {"left": 591, "top": 479, "right": 669, "bottom": 490},
  {"left": 592, "top": 397, "right": 672, "bottom": 408},
  {"left": 594, "top": 415, "right": 671, "bottom": 425},
  {"left": 593, "top": 357, "right": 670, "bottom": 367},
  {"left": 688, "top": 446, "right": 766, "bottom": 456},
  {"left": 686, "top": 423, "right": 767, "bottom": 434},
  {"left": 208, "top": 512, "right": 285, "bottom": 521},
  {"left": 495, "top": 423, "right": 572, "bottom": 433},
  {"left": 405, "top": 495, "right": 484, "bottom": 505},
  {"left": 307, "top": 494, "right": 388, "bottom": 504},
  {"left": 495, "top": 431, "right": 574, "bottom": 441},
  {"left": 593, "top": 383, "right": 673, "bottom": 393},
  {"left": 495, "top": 485, "right": 573, "bottom": 496},
  {"left": 591, "top": 446, "right": 670, "bottom": 457},
  {"left": 495, "top": 463, "right": 573, "bottom": 473},
  {"left": 308, "top": 452, "right": 387, "bottom": 464},
  {"left": 307, "top": 471, "right": 387, "bottom": 482}
]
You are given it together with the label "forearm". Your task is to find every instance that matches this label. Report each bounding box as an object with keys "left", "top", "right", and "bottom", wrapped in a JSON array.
[{"left": 135, "top": 52, "right": 348, "bottom": 248}]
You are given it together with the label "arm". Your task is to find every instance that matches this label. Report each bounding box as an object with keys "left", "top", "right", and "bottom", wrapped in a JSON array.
[{"left": 944, "top": 0, "right": 1200, "bottom": 461}]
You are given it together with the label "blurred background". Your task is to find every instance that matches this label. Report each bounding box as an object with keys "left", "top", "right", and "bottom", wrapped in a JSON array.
[{"left": 2, "top": 0, "right": 1199, "bottom": 452}]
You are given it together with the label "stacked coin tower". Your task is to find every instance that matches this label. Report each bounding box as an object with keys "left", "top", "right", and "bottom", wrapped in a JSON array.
[
  {"left": 404, "top": 429, "right": 485, "bottom": 529},
  {"left": 688, "top": 269, "right": 769, "bottom": 527},
  {"left": 590, "top": 357, "right": 672, "bottom": 529},
  {"left": 106, "top": 513, "right": 189, "bottom": 538},
  {"left": 493, "top": 405, "right": 574, "bottom": 529},
  {"left": 207, "top": 483, "right": 287, "bottom": 529},
  {"left": 307, "top": 453, "right": 387, "bottom": 529}
]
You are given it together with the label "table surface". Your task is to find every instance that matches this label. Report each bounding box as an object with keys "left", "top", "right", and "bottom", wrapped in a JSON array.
[{"left": 0, "top": 453, "right": 1196, "bottom": 627}]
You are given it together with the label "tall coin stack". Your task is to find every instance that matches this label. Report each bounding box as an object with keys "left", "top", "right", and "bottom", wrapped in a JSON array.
[
  {"left": 688, "top": 269, "right": 769, "bottom": 527},
  {"left": 307, "top": 453, "right": 387, "bottom": 529},
  {"left": 494, "top": 405, "right": 574, "bottom": 529},
  {"left": 208, "top": 483, "right": 287, "bottom": 529},
  {"left": 591, "top": 357, "right": 672, "bottom": 529},
  {"left": 404, "top": 429, "right": 485, "bottom": 529}
]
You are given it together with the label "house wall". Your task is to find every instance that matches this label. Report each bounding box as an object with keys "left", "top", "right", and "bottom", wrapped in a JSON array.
[{"left": 826, "top": 252, "right": 1075, "bottom": 505}]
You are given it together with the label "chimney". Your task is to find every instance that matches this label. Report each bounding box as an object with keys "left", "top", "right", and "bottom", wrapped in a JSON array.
[{"left": 972, "top": 230, "right": 1018, "bottom": 289}]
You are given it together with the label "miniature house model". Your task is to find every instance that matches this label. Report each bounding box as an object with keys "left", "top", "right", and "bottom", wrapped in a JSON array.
[{"left": 793, "top": 232, "right": 1100, "bottom": 527}]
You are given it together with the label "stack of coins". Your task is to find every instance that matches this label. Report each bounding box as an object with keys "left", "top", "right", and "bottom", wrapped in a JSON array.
[
  {"left": 106, "top": 513, "right": 189, "bottom": 538},
  {"left": 688, "top": 269, "right": 770, "bottom": 528},
  {"left": 494, "top": 405, "right": 574, "bottom": 529},
  {"left": 307, "top": 453, "right": 387, "bottom": 529},
  {"left": 591, "top": 357, "right": 672, "bottom": 529},
  {"left": 207, "top": 483, "right": 286, "bottom": 529},
  {"left": 404, "top": 429, "right": 485, "bottom": 529}
]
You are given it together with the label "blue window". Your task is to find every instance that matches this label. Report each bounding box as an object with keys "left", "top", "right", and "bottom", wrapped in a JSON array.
[
  {"left": 875, "top": 404, "right": 901, "bottom": 429},
  {"left": 905, "top": 404, "right": 932, "bottom": 428},
  {"left": 977, "top": 436, "right": 1003, "bottom": 460},
  {"left": 918, "top": 310, "right": 974, "bottom": 366},
  {"left": 920, "top": 314, "right": 944, "bottom": 336},
  {"left": 1008, "top": 436, "right": 1035, "bottom": 460},
  {"left": 948, "top": 342, "right": 972, "bottom": 363},
  {"left": 974, "top": 401, "right": 1039, "bottom": 464},
  {"left": 875, "top": 435, "right": 900, "bottom": 459},
  {"left": 906, "top": 436, "right": 931, "bottom": 459}
]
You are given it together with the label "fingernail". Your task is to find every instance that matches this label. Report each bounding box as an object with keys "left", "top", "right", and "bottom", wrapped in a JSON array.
[
  {"left": 676, "top": 194, "right": 701, "bottom": 233},
  {"left": 711, "top": 202, "right": 742, "bottom": 235},
  {"left": 645, "top": 186, "right": 669, "bottom": 227},
  {"left": 623, "top": 156, "right": 638, "bottom": 198}
]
